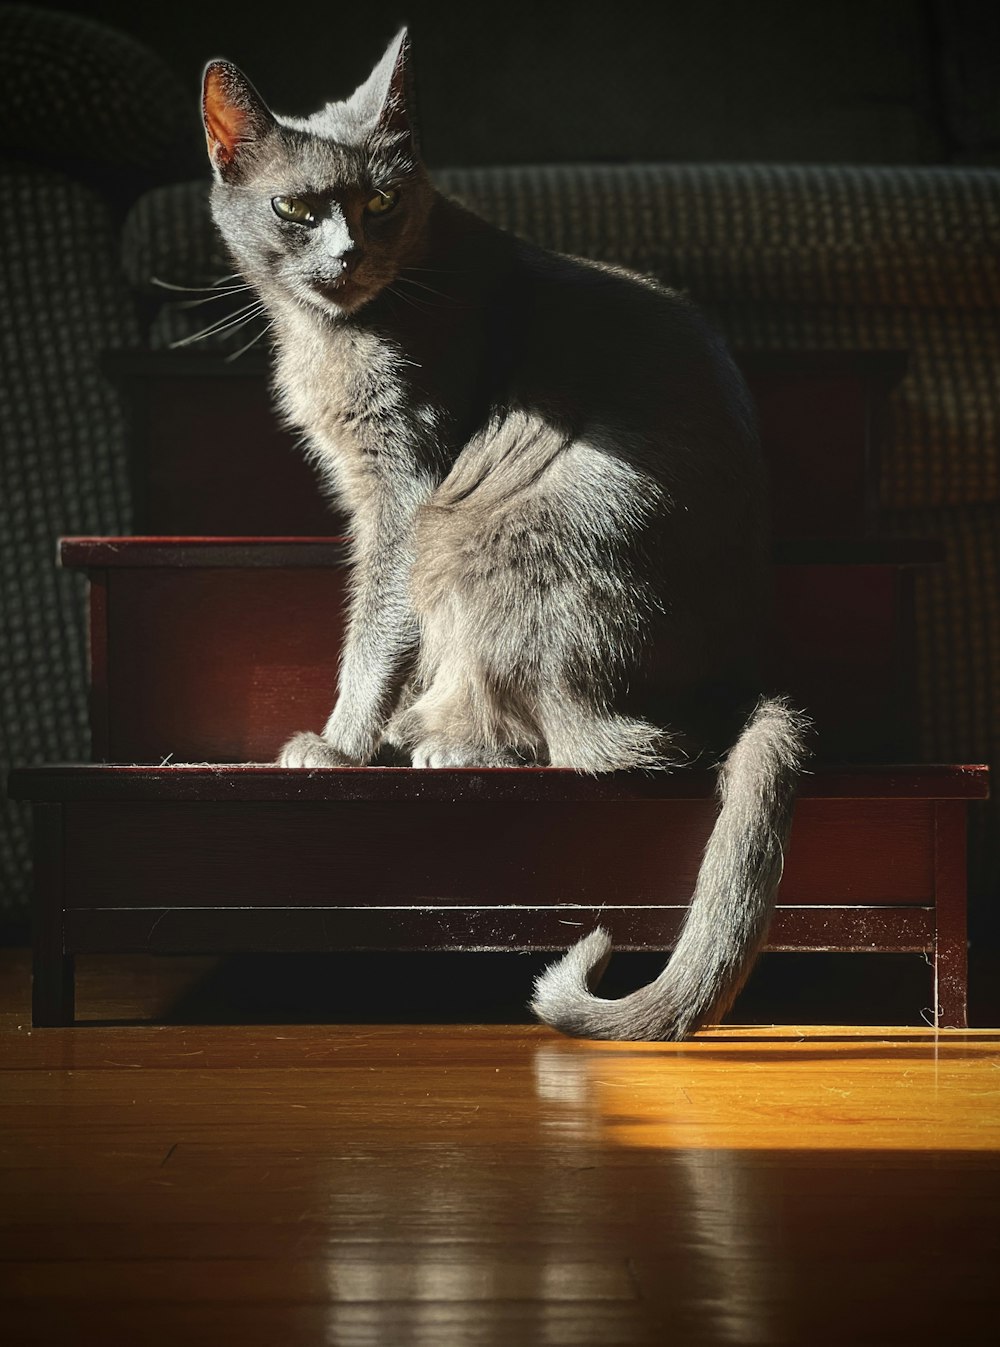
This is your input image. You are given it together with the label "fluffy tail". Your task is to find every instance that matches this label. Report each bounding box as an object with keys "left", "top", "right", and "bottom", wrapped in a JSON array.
[{"left": 530, "top": 696, "right": 808, "bottom": 1041}]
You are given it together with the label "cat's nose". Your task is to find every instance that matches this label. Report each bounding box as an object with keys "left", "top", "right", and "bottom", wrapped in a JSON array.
[{"left": 338, "top": 248, "right": 362, "bottom": 277}]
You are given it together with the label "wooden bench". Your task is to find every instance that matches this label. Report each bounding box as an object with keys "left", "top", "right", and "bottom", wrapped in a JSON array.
[
  {"left": 9, "top": 762, "right": 987, "bottom": 1029},
  {"left": 61, "top": 535, "right": 940, "bottom": 765}
]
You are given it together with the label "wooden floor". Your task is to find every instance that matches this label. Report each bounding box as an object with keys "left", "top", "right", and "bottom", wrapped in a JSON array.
[{"left": 1, "top": 950, "right": 998, "bottom": 1346}]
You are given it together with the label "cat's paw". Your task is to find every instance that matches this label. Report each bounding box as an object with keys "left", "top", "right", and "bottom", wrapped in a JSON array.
[
  {"left": 410, "top": 741, "right": 520, "bottom": 768},
  {"left": 277, "top": 731, "right": 360, "bottom": 768}
]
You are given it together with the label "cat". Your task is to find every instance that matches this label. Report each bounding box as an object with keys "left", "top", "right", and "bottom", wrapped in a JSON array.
[{"left": 201, "top": 30, "right": 807, "bottom": 1041}]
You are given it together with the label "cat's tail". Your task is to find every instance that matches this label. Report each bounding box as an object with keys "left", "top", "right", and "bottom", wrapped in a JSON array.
[{"left": 530, "top": 696, "right": 808, "bottom": 1041}]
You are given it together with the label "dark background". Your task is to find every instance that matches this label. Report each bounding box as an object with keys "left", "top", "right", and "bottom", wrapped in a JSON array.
[{"left": 26, "top": 0, "right": 1000, "bottom": 169}]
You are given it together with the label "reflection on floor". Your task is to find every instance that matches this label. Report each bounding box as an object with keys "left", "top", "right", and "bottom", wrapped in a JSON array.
[{"left": 1, "top": 949, "right": 998, "bottom": 1346}]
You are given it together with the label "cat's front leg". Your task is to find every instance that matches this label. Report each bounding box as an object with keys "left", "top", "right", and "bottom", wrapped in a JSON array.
[{"left": 277, "top": 493, "right": 422, "bottom": 768}]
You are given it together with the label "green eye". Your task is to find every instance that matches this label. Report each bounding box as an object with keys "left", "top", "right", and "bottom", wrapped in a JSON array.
[
  {"left": 365, "top": 187, "right": 400, "bottom": 216},
  {"left": 272, "top": 196, "right": 315, "bottom": 225}
]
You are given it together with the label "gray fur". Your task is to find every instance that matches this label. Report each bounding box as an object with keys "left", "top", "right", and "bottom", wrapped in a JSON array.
[
  {"left": 202, "top": 33, "right": 808, "bottom": 1039},
  {"left": 531, "top": 696, "right": 808, "bottom": 1040}
]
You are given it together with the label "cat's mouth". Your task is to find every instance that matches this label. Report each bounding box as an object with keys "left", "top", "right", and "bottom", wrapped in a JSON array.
[{"left": 310, "top": 276, "right": 369, "bottom": 312}]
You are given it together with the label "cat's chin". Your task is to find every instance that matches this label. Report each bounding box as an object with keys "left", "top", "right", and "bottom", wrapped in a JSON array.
[{"left": 310, "top": 278, "right": 373, "bottom": 318}]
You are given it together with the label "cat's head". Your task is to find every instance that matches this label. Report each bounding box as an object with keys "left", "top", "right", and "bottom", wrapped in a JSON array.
[{"left": 202, "top": 30, "right": 432, "bottom": 318}]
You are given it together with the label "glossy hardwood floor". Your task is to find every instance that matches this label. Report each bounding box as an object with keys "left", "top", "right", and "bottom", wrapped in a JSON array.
[{"left": 1, "top": 949, "right": 998, "bottom": 1346}]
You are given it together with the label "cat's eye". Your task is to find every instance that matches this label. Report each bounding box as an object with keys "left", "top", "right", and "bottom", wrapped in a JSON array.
[
  {"left": 271, "top": 196, "right": 316, "bottom": 225},
  {"left": 365, "top": 188, "right": 400, "bottom": 216}
]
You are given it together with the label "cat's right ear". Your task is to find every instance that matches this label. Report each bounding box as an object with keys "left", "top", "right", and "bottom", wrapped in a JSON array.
[
  {"left": 349, "top": 29, "right": 417, "bottom": 148},
  {"left": 202, "top": 61, "right": 275, "bottom": 182}
]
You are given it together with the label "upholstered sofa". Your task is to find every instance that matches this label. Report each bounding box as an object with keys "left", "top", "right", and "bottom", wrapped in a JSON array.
[{"left": 0, "top": 5, "right": 198, "bottom": 930}]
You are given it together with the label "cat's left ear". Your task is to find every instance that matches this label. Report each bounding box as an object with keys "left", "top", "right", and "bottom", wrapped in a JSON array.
[
  {"left": 349, "top": 28, "right": 417, "bottom": 147},
  {"left": 202, "top": 60, "right": 276, "bottom": 182}
]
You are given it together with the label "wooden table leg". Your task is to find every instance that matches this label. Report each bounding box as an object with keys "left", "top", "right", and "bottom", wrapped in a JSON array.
[
  {"left": 31, "top": 804, "right": 75, "bottom": 1027},
  {"left": 933, "top": 800, "right": 969, "bottom": 1029}
]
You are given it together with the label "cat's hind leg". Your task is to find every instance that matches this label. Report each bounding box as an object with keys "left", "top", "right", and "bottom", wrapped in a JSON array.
[
  {"left": 395, "top": 630, "right": 668, "bottom": 773},
  {"left": 384, "top": 645, "right": 542, "bottom": 768},
  {"left": 401, "top": 432, "right": 673, "bottom": 771},
  {"left": 536, "top": 688, "right": 674, "bottom": 773}
]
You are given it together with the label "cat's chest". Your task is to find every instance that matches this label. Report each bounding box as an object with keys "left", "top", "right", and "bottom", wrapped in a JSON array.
[{"left": 274, "top": 319, "right": 423, "bottom": 462}]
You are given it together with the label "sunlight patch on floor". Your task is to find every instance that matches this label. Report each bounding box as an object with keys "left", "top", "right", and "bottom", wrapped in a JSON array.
[{"left": 532, "top": 1026, "right": 1000, "bottom": 1151}]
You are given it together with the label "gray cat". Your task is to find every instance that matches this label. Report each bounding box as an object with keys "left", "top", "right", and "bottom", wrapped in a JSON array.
[{"left": 202, "top": 30, "right": 807, "bottom": 1041}]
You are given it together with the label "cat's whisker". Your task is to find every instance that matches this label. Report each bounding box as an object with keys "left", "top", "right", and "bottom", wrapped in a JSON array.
[
  {"left": 177, "top": 288, "right": 254, "bottom": 310},
  {"left": 225, "top": 319, "right": 276, "bottom": 362},
  {"left": 400, "top": 264, "right": 461, "bottom": 276},
  {"left": 151, "top": 274, "right": 249, "bottom": 296},
  {"left": 168, "top": 302, "right": 267, "bottom": 349},
  {"left": 394, "top": 275, "right": 450, "bottom": 301},
  {"left": 384, "top": 284, "right": 433, "bottom": 315},
  {"left": 169, "top": 303, "right": 264, "bottom": 344}
]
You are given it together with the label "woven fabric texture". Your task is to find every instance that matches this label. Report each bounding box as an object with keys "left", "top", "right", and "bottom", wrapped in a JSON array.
[
  {"left": 0, "top": 5, "right": 192, "bottom": 919},
  {"left": 0, "top": 5, "right": 193, "bottom": 178},
  {"left": 437, "top": 165, "right": 1000, "bottom": 310},
  {"left": 0, "top": 165, "right": 138, "bottom": 916}
]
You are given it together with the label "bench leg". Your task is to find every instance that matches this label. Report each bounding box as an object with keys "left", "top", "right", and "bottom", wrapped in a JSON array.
[
  {"left": 31, "top": 804, "right": 75, "bottom": 1027},
  {"left": 933, "top": 801, "right": 969, "bottom": 1029},
  {"left": 33, "top": 952, "right": 76, "bottom": 1028}
]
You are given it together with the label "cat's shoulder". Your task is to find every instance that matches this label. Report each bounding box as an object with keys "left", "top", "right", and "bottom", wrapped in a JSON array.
[
  {"left": 503, "top": 234, "right": 712, "bottom": 355},
  {"left": 435, "top": 192, "right": 688, "bottom": 315},
  {"left": 528, "top": 241, "right": 684, "bottom": 303}
]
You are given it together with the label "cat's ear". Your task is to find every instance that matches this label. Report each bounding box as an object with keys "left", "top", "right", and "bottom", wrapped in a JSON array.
[
  {"left": 202, "top": 61, "right": 275, "bottom": 182},
  {"left": 348, "top": 28, "right": 416, "bottom": 146}
]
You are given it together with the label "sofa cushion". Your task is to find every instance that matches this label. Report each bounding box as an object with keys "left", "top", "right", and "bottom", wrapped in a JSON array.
[
  {"left": 124, "top": 163, "right": 1000, "bottom": 309},
  {"left": 0, "top": 163, "right": 140, "bottom": 919},
  {"left": 0, "top": 5, "right": 194, "bottom": 183}
]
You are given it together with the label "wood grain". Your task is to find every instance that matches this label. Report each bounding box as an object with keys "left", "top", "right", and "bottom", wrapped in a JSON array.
[
  {"left": 59, "top": 536, "right": 944, "bottom": 568},
  {"left": 56, "top": 798, "right": 935, "bottom": 908},
  {"left": 0, "top": 950, "right": 997, "bottom": 1347},
  {"left": 60, "top": 904, "right": 937, "bottom": 958},
  {"left": 10, "top": 763, "right": 990, "bottom": 804}
]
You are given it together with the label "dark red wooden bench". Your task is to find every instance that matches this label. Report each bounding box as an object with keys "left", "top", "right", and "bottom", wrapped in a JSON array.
[
  {"left": 61, "top": 535, "right": 939, "bottom": 765},
  {"left": 9, "top": 762, "right": 986, "bottom": 1029}
]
